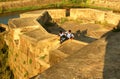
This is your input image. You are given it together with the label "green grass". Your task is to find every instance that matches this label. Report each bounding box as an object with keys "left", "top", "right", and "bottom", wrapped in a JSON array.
[
  {"left": 40, "top": 54, "right": 47, "bottom": 60},
  {"left": 29, "top": 58, "right": 32, "bottom": 64},
  {"left": 0, "top": 7, "right": 3, "bottom": 13},
  {"left": 3, "top": 6, "right": 41, "bottom": 13},
  {"left": 0, "top": 0, "right": 114, "bottom": 14},
  {"left": 88, "top": 5, "right": 112, "bottom": 11},
  {"left": 60, "top": 17, "right": 68, "bottom": 24},
  {"left": 24, "top": 71, "right": 28, "bottom": 77}
]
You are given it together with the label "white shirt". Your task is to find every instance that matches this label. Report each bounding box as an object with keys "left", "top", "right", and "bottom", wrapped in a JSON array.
[
  {"left": 66, "top": 32, "right": 74, "bottom": 39},
  {"left": 59, "top": 33, "right": 64, "bottom": 37}
]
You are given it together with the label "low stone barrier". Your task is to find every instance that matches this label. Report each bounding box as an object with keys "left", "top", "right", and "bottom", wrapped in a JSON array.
[
  {"left": 5, "top": 8, "right": 120, "bottom": 79},
  {"left": 20, "top": 9, "right": 66, "bottom": 19},
  {"left": 70, "top": 8, "right": 120, "bottom": 25},
  {"left": 6, "top": 11, "right": 59, "bottom": 79}
]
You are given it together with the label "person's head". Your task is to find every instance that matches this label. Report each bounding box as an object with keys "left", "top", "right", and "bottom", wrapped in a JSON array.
[
  {"left": 68, "top": 30, "right": 71, "bottom": 33},
  {"left": 59, "top": 30, "right": 62, "bottom": 34}
]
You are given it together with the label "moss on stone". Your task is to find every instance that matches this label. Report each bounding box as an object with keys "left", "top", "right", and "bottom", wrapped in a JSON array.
[{"left": 0, "top": 35, "right": 14, "bottom": 79}]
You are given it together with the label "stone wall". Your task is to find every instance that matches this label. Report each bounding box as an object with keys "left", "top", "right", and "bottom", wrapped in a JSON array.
[
  {"left": 21, "top": 8, "right": 120, "bottom": 25},
  {"left": 70, "top": 8, "right": 105, "bottom": 22},
  {"left": 90, "top": 0, "right": 120, "bottom": 11},
  {"left": 20, "top": 9, "right": 66, "bottom": 19},
  {"left": 36, "top": 11, "right": 52, "bottom": 26},
  {"left": 20, "top": 10, "right": 44, "bottom": 18},
  {"left": 7, "top": 30, "right": 59, "bottom": 79},
  {"left": 11, "top": 32, "right": 58, "bottom": 79},
  {"left": 6, "top": 8, "right": 120, "bottom": 79},
  {"left": 70, "top": 8, "right": 120, "bottom": 25},
  {"left": 105, "top": 12, "right": 120, "bottom": 25},
  {"left": 6, "top": 11, "right": 60, "bottom": 79},
  {"left": 46, "top": 9, "right": 66, "bottom": 19}
]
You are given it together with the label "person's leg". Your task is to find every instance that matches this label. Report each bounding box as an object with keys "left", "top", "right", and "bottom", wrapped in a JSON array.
[
  {"left": 60, "top": 37, "right": 63, "bottom": 44},
  {"left": 60, "top": 36, "right": 66, "bottom": 44}
]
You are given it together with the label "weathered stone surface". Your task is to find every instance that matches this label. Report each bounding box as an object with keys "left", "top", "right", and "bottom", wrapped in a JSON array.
[
  {"left": 20, "top": 9, "right": 66, "bottom": 19},
  {"left": 6, "top": 10, "right": 59, "bottom": 79},
  {"left": 105, "top": 12, "right": 120, "bottom": 25},
  {"left": 46, "top": 9, "right": 66, "bottom": 19},
  {"left": 20, "top": 10, "right": 44, "bottom": 18},
  {"left": 35, "top": 31, "right": 120, "bottom": 79},
  {"left": 91, "top": 0, "right": 120, "bottom": 11},
  {"left": 50, "top": 40, "right": 88, "bottom": 65},
  {"left": 60, "top": 21, "right": 109, "bottom": 39},
  {"left": 70, "top": 8, "right": 105, "bottom": 22},
  {"left": 5, "top": 8, "right": 120, "bottom": 79},
  {"left": 70, "top": 8, "right": 120, "bottom": 25},
  {"left": 21, "top": 9, "right": 120, "bottom": 25}
]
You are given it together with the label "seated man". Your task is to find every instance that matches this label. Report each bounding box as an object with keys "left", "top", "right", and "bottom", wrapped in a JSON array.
[{"left": 65, "top": 30, "right": 74, "bottom": 39}]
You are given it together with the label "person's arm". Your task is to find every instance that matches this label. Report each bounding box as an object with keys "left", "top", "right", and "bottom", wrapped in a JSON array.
[
  {"left": 71, "top": 34, "right": 74, "bottom": 39},
  {"left": 58, "top": 33, "right": 60, "bottom": 36}
]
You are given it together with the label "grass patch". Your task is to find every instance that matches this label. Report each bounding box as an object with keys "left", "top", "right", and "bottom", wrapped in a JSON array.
[
  {"left": 102, "top": 21, "right": 109, "bottom": 26},
  {"left": 24, "top": 71, "right": 28, "bottom": 77},
  {"left": 95, "top": 21, "right": 101, "bottom": 24},
  {"left": 3, "top": 6, "right": 41, "bottom": 13},
  {"left": 0, "top": 7, "right": 3, "bottom": 13},
  {"left": 0, "top": 0, "right": 113, "bottom": 14},
  {"left": 76, "top": 19, "right": 84, "bottom": 24},
  {"left": 88, "top": 5, "right": 112, "bottom": 11},
  {"left": 29, "top": 58, "right": 32, "bottom": 64},
  {"left": 40, "top": 54, "right": 47, "bottom": 60},
  {"left": 60, "top": 17, "right": 68, "bottom": 24}
]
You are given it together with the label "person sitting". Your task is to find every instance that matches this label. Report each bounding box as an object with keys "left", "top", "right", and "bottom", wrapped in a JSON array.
[
  {"left": 58, "top": 30, "right": 68, "bottom": 43},
  {"left": 65, "top": 30, "right": 74, "bottom": 39}
]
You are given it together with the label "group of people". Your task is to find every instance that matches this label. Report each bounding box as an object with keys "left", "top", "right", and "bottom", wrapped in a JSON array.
[{"left": 58, "top": 30, "right": 74, "bottom": 43}]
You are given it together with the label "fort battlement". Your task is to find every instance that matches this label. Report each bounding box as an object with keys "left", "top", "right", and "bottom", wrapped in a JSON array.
[{"left": 5, "top": 9, "right": 120, "bottom": 79}]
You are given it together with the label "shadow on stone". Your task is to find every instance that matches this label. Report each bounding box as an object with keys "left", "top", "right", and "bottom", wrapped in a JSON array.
[
  {"left": 74, "top": 29, "right": 97, "bottom": 43},
  {"left": 101, "top": 29, "right": 120, "bottom": 79}
]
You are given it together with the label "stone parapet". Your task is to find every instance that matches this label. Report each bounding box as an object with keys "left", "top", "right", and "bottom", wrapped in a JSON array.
[
  {"left": 90, "top": 0, "right": 120, "bottom": 11},
  {"left": 104, "top": 12, "right": 120, "bottom": 25},
  {"left": 15, "top": 31, "right": 59, "bottom": 78},
  {"left": 6, "top": 10, "right": 60, "bottom": 79},
  {"left": 70, "top": 8, "right": 120, "bottom": 25},
  {"left": 46, "top": 9, "right": 66, "bottom": 19},
  {"left": 20, "top": 10, "right": 45, "bottom": 18},
  {"left": 70, "top": 8, "right": 105, "bottom": 22},
  {"left": 5, "top": 8, "right": 120, "bottom": 79},
  {"left": 20, "top": 9, "right": 66, "bottom": 19}
]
